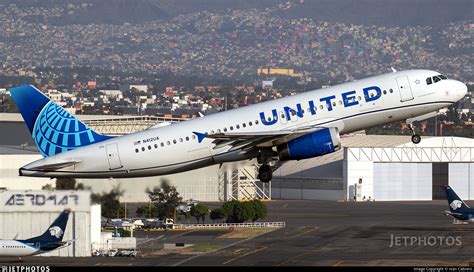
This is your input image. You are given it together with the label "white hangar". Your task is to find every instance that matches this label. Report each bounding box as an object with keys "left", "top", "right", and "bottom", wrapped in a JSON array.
[{"left": 272, "top": 135, "right": 474, "bottom": 201}]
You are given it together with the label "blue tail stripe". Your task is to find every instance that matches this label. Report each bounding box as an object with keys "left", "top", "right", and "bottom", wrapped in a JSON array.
[
  {"left": 86, "top": 130, "right": 94, "bottom": 143},
  {"left": 56, "top": 118, "right": 65, "bottom": 131},
  {"left": 75, "top": 133, "right": 81, "bottom": 146},
  {"left": 62, "top": 133, "right": 68, "bottom": 146},
  {"left": 52, "top": 131, "right": 59, "bottom": 143},
  {"left": 9, "top": 85, "right": 114, "bottom": 157},
  {"left": 45, "top": 127, "right": 53, "bottom": 139}
]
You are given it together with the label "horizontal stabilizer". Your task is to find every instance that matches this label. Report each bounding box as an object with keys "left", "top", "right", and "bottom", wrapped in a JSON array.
[{"left": 29, "top": 160, "right": 82, "bottom": 171}]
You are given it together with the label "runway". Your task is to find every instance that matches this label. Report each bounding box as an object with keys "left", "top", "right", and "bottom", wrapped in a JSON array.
[{"left": 2, "top": 200, "right": 474, "bottom": 266}]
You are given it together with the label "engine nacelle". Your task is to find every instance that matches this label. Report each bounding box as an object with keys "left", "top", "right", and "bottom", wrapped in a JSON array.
[{"left": 277, "top": 127, "right": 341, "bottom": 161}]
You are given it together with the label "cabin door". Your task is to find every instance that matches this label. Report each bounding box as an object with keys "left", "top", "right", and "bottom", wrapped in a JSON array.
[
  {"left": 105, "top": 143, "right": 123, "bottom": 170},
  {"left": 396, "top": 75, "right": 414, "bottom": 102}
]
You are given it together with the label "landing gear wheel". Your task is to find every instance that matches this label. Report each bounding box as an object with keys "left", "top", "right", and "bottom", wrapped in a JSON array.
[
  {"left": 407, "top": 123, "right": 421, "bottom": 144},
  {"left": 411, "top": 134, "right": 421, "bottom": 144},
  {"left": 258, "top": 165, "right": 273, "bottom": 183}
]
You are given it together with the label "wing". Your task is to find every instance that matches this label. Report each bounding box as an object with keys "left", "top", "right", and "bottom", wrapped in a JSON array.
[{"left": 197, "top": 125, "right": 332, "bottom": 152}]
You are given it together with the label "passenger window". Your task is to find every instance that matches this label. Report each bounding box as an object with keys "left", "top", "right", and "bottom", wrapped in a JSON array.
[
  {"left": 249, "top": 122, "right": 252, "bottom": 126},
  {"left": 154, "top": 144, "right": 158, "bottom": 148},
  {"left": 148, "top": 146, "right": 152, "bottom": 150},
  {"left": 255, "top": 120, "right": 259, "bottom": 124},
  {"left": 192, "top": 135, "right": 196, "bottom": 140},
  {"left": 389, "top": 89, "right": 393, "bottom": 93},
  {"left": 135, "top": 148, "right": 139, "bottom": 153},
  {"left": 224, "top": 128, "right": 227, "bottom": 132},
  {"left": 167, "top": 141, "right": 171, "bottom": 145},
  {"left": 433, "top": 76, "right": 440, "bottom": 83},
  {"left": 236, "top": 125, "right": 240, "bottom": 129},
  {"left": 161, "top": 143, "right": 164, "bottom": 147},
  {"left": 179, "top": 138, "right": 183, "bottom": 142},
  {"left": 230, "top": 126, "right": 233, "bottom": 131},
  {"left": 185, "top": 137, "right": 189, "bottom": 141},
  {"left": 141, "top": 147, "right": 145, "bottom": 151},
  {"left": 242, "top": 123, "right": 246, "bottom": 128}
]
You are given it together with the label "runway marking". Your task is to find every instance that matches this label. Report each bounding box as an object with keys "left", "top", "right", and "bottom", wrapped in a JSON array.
[
  {"left": 282, "top": 203, "right": 288, "bottom": 208},
  {"left": 222, "top": 246, "right": 267, "bottom": 265},
  {"left": 167, "top": 230, "right": 195, "bottom": 239},
  {"left": 285, "top": 227, "right": 318, "bottom": 239},
  {"left": 276, "top": 251, "right": 312, "bottom": 266},
  {"left": 171, "top": 228, "right": 279, "bottom": 266}
]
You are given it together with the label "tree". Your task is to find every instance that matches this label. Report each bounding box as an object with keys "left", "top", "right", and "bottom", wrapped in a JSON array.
[
  {"left": 55, "top": 178, "right": 76, "bottom": 189},
  {"left": 146, "top": 179, "right": 182, "bottom": 218},
  {"left": 221, "top": 200, "right": 254, "bottom": 223},
  {"left": 136, "top": 204, "right": 156, "bottom": 218},
  {"left": 91, "top": 186, "right": 125, "bottom": 219},
  {"left": 249, "top": 200, "right": 268, "bottom": 222},
  {"left": 41, "top": 183, "right": 54, "bottom": 190},
  {"left": 190, "top": 203, "right": 209, "bottom": 223},
  {"left": 210, "top": 208, "right": 225, "bottom": 223},
  {"left": 54, "top": 178, "right": 88, "bottom": 190}
]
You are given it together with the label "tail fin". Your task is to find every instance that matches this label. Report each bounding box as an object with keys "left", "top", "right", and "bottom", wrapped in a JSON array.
[
  {"left": 444, "top": 185, "right": 471, "bottom": 213},
  {"left": 9, "top": 85, "right": 112, "bottom": 157},
  {"left": 23, "top": 209, "right": 71, "bottom": 244}
]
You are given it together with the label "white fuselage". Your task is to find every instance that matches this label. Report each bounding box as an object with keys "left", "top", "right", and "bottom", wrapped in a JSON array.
[
  {"left": 20, "top": 69, "right": 468, "bottom": 178},
  {"left": 0, "top": 240, "right": 39, "bottom": 257}
]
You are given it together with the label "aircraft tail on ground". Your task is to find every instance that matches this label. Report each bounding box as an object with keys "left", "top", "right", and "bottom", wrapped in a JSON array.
[
  {"left": 21, "top": 209, "right": 70, "bottom": 244},
  {"left": 9, "top": 85, "right": 112, "bottom": 157},
  {"left": 444, "top": 185, "right": 472, "bottom": 213}
]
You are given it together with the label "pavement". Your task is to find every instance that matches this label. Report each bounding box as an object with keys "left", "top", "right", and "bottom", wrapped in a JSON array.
[{"left": 2, "top": 199, "right": 474, "bottom": 266}]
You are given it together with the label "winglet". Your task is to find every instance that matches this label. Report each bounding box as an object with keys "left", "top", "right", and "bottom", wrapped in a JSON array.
[{"left": 192, "top": 131, "right": 208, "bottom": 143}]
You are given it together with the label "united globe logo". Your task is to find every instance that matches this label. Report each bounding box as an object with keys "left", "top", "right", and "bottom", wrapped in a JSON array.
[{"left": 32, "top": 102, "right": 103, "bottom": 157}]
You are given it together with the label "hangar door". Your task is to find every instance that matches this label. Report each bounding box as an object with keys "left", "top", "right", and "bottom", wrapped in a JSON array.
[
  {"left": 448, "top": 163, "right": 474, "bottom": 200},
  {"left": 373, "top": 163, "right": 432, "bottom": 200}
]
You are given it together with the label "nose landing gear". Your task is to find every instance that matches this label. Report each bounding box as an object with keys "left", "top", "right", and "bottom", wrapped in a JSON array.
[{"left": 408, "top": 123, "right": 421, "bottom": 144}]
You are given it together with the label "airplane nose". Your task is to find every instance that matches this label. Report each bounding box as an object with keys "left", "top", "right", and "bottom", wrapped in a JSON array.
[
  {"left": 458, "top": 81, "right": 468, "bottom": 96},
  {"left": 452, "top": 80, "right": 468, "bottom": 100}
]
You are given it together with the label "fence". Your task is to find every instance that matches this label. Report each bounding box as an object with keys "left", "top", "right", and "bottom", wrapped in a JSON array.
[{"left": 173, "top": 221, "right": 285, "bottom": 229}]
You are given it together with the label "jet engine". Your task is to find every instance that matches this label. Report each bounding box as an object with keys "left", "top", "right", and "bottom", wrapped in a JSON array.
[{"left": 277, "top": 127, "right": 341, "bottom": 161}]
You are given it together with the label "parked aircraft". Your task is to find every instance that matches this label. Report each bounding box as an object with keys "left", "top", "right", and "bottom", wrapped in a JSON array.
[
  {"left": 0, "top": 209, "right": 72, "bottom": 257},
  {"left": 444, "top": 185, "right": 474, "bottom": 223}
]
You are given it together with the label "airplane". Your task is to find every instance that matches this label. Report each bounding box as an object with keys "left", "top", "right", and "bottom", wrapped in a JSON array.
[
  {"left": 444, "top": 185, "right": 474, "bottom": 223},
  {"left": 0, "top": 209, "right": 72, "bottom": 257},
  {"left": 9, "top": 69, "right": 467, "bottom": 182}
]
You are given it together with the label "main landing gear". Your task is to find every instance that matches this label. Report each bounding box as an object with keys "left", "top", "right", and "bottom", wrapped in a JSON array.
[
  {"left": 258, "top": 164, "right": 273, "bottom": 183},
  {"left": 408, "top": 123, "right": 421, "bottom": 144}
]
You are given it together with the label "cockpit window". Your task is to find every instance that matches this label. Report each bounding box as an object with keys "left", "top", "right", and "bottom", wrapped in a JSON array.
[
  {"left": 438, "top": 74, "right": 447, "bottom": 80},
  {"left": 433, "top": 76, "right": 441, "bottom": 83},
  {"left": 426, "top": 77, "right": 432, "bottom": 85}
]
